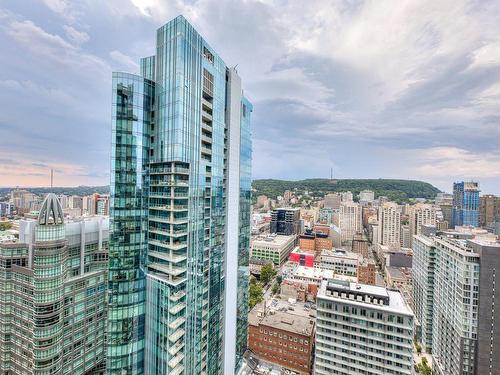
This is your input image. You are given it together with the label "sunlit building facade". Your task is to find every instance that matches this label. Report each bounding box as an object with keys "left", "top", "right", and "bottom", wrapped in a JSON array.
[{"left": 108, "top": 16, "right": 252, "bottom": 375}]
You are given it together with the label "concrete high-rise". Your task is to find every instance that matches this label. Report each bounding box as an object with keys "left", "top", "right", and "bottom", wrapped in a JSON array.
[
  {"left": 108, "top": 16, "right": 252, "bottom": 375},
  {"left": 408, "top": 203, "right": 436, "bottom": 246},
  {"left": 377, "top": 202, "right": 401, "bottom": 246},
  {"left": 0, "top": 194, "right": 109, "bottom": 375},
  {"left": 452, "top": 181, "right": 480, "bottom": 228},
  {"left": 479, "top": 194, "right": 500, "bottom": 227},
  {"left": 315, "top": 279, "right": 414, "bottom": 375},
  {"left": 338, "top": 201, "right": 362, "bottom": 244},
  {"left": 413, "top": 230, "right": 500, "bottom": 374}
]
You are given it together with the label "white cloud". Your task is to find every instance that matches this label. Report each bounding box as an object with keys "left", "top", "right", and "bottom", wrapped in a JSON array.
[
  {"left": 409, "top": 147, "right": 500, "bottom": 179},
  {"left": 63, "top": 25, "right": 89, "bottom": 44},
  {"left": 109, "top": 50, "right": 140, "bottom": 72}
]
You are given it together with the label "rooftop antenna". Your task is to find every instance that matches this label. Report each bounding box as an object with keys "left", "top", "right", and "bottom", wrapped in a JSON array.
[
  {"left": 330, "top": 167, "right": 333, "bottom": 181},
  {"left": 50, "top": 169, "right": 54, "bottom": 189}
]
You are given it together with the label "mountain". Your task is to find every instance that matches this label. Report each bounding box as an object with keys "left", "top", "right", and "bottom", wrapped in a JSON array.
[{"left": 252, "top": 178, "right": 441, "bottom": 203}]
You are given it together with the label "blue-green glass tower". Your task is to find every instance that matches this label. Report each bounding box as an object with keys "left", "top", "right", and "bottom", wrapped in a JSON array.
[{"left": 108, "top": 16, "right": 252, "bottom": 375}]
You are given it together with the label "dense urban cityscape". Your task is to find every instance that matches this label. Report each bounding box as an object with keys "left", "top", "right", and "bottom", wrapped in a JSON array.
[{"left": 1, "top": 4, "right": 500, "bottom": 375}]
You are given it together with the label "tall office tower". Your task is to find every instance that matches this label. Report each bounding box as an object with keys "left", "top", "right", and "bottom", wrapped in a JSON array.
[
  {"left": 338, "top": 201, "right": 362, "bottom": 244},
  {"left": 359, "top": 189, "right": 375, "bottom": 205},
  {"left": 108, "top": 16, "right": 252, "bottom": 375},
  {"left": 315, "top": 280, "right": 414, "bottom": 375},
  {"left": 413, "top": 231, "right": 500, "bottom": 375},
  {"left": 0, "top": 194, "right": 109, "bottom": 375},
  {"left": 270, "top": 208, "right": 301, "bottom": 236},
  {"left": 69, "top": 195, "right": 84, "bottom": 210},
  {"left": 377, "top": 202, "right": 401, "bottom": 246},
  {"left": 452, "top": 181, "right": 480, "bottom": 228},
  {"left": 323, "top": 193, "right": 341, "bottom": 209},
  {"left": 408, "top": 203, "right": 436, "bottom": 246},
  {"left": 479, "top": 194, "right": 500, "bottom": 227}
]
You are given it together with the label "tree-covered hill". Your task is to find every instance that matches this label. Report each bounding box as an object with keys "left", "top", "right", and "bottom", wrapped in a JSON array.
[{"left": 252, "top": 178, "right": 441, "bottom": 203}]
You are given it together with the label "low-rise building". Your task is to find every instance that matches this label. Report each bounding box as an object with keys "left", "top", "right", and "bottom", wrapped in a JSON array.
[
  {"left": 248, "top": 299, "right": 316, "bottom": 375},
  {"left": 316, "top": 249, "right": 361, "bottom": 277},
  {"left": 251, "top": 234, "right": 296, "bottom": 265},
  {"left": 357, "top": 259, "right": 376, "bottom": 285}
]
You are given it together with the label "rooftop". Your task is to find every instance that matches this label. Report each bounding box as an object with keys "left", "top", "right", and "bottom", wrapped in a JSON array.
[
  {"left": 252, "top": 234, "right": 296, "bottom": 247},
  {"left": 248, "top": 298, "right": 316, "bottom": 336},
  {"left": 318, "top": 279, "right": 413, "bottom": 316}
]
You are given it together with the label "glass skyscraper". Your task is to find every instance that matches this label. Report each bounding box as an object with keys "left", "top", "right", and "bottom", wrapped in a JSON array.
[
  {"left": 452, "top": 181, "right": 480, "bottom": 228},
  {"left": 108, "top": 16, "right": 252, "bottom": 375}
]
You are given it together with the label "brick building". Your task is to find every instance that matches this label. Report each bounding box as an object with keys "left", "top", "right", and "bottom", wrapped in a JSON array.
[{"left": 248, "top": 300, "right": 315, "bottom": 374}]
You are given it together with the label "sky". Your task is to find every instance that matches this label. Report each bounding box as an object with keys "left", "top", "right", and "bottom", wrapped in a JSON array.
[{"left": 0, "top": 0, "right": 500, "bottom": 194}]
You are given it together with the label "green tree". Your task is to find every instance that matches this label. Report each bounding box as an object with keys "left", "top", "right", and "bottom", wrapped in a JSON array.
[
  {"left": 271, "top": 283, "right": 280, "bottom": 295},
  {"left": 249, "top": 282, "right": 264, "bottom": 309},
  {"left": 0, "top": 221, "right": 13, "bottom": 231},
  {"left": 260, "top": 264, "right": 276, "bottom": 285}
]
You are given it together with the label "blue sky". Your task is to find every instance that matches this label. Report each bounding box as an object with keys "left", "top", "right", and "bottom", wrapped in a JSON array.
[{"left": 0, "top": 0, "right": 499, "bottom": 194}]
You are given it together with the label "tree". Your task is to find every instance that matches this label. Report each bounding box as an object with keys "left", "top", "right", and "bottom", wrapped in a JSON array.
[
  {"left": 276, "top": 275, "right": 283, "bottom": 285},
  {"left": 415, "top": 342, "right": 422, "bottom": 355},
  {"left": 260, "top": 264, "right": 276, "bottom": 285},
  {"left": 249, "top": 282, "right": 263, "bottom": 309},
  {"left": 0, "top": 221, "right": 13, "bottom": 231},
  {"left": 271, "top": 283, "right": 280, "bottom": 296}
]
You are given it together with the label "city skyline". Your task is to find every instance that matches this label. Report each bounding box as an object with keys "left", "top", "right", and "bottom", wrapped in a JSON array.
[{"left": 1, "top": 0, "right": 500, "bottom": 194}]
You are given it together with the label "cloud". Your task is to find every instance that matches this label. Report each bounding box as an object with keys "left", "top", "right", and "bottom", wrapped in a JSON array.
[
  {"left": 63, "top": 25, "right": 89, "bottom": 44},
  {"left": 0, "top": 0, "right": 500, "bottom": 193},
  {"left": 109, "top": 50, "right": 140, "bottom": 72}
]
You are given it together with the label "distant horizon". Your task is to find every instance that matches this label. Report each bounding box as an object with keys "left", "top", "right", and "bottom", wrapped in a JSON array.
[{"left": 4, "top": 176, "right": 497, "bottom": 196}]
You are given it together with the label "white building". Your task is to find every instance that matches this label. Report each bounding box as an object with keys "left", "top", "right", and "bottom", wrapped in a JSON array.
[
  {"left": 408, "top": 203, "right": 436, "bottom": 246},
  {"left": 317, "top": 249, "right": 361, "bottom": 276},
  {"left": 339, "top": 201, "right": 362, "bottom": 244},
  {"left": 250, "top": 234, "right": 296, "bottom": 265},
  {"left": 359, "top": 190, "right": 375, "bottom": 204},
  {"left": 315, "top": 279, "right": 414, "bottom": 375},
  {"left": 377, "top": 202, "right": 401, "bottom": 246}
]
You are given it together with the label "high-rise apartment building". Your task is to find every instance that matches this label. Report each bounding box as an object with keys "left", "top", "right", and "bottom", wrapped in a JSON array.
[
  {"left": 339, "top": 201, "right": 362, "bottom": 244},
  {"left": 377, "top": 202, "right": 401, "bottom": 246},
  {"left": 413, "top": 231, "right": 500, "bottom": 375},
  {"left": 270, "top": 208, "right": 301, "bottom": 236},
  {"left": 479, "top": 194, "right": 500, "bottom": 227},
  {"left": 452, "top": 181, "right": 480, "bottom": 228},
  {"left": 0, "top": 194, "right": 109, "bottom": 375},
  {"left": 408, "top": 203, "right": 436, "bottom": 246},
  {"left": 315, "top": 279, "right": 414, "bottom": 375},
  {"left": 108, "top": 16, "right": 252, "bottom": 375}
]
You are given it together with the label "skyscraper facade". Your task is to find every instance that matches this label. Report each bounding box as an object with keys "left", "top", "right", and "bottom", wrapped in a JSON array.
[
  {"left": 452, "top": 181, "right": 480, "bottom": 228},
  {"left": 0, "top": 194, "right": 109, "bottom": 375},
  {"left": 413, "top": 231, "right": 500, "bottom": 375},
  {"left": 108, "top": 16, "right": 252, "bottom": 375}
]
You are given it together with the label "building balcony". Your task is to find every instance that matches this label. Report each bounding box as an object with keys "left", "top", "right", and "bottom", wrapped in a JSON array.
[
  {"left": 168, "top": 353, "right": 184, "bottom": 369},
  {"left": 168, "top": 328, "right": 185, "bottom": 343},
  {"left": 169, "top": 291, "right": 185, "bottom": 302},
  {"left": 201, "top": 146, "right": 212, "bottom": 156},
  {"left": 169, "top": 302, "right": 186, "bottom": 315},
  {"left": 149, "top": 263, "right": 186, "bottom": 277},
  {"left": 170, "top": 365, "right": 184, "bottom": 375},
  {"left": 169, "top": 317, "right": 186, "bottom": 330},
  {"left": 202, "top": 122, "right": 212, "bottom": 133},
  {"left": 148, "top": 251, "right": 187, "bottom": 264},
  {"left": 168, "top": 341, "right": 184, "bottom": 357},
  {"left": 202, "top": 110, "right": 213, "bottom": 122},
  {"left": 149, "top": 216, "right": 188, "bottom": 225}
]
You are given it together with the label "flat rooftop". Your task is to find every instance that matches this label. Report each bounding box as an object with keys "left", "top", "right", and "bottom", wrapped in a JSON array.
[
  {"left": 248, "top": 298, "right": 316, "bottom": 336},
  {"left": 252, "top": 234, "right": 295, "bottom": 247},
  {"left": 318, "top": 279, "right": 413, "bottom": 316}
]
